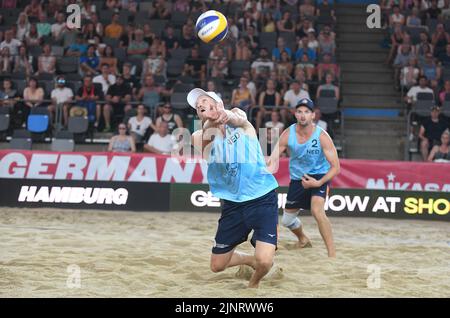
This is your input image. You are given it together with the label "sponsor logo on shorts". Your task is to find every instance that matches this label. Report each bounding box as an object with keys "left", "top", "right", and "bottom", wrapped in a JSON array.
[
  {"left": 268, "top": 234, "right": 275, "bottom": 238},
  {"left": 213, "top": 241, "right": 230, "bottom": 249},
  {"left": 17, "top": 186, "right": 128, "bottom": 205}
]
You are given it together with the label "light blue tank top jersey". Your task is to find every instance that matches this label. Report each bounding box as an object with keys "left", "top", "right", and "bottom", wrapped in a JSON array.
[
  {"left": 207, "top": 125, "right": 279, "bottom": 202},
  {"left": 288, "top": 124, "right": 330, "bottom": 180}
]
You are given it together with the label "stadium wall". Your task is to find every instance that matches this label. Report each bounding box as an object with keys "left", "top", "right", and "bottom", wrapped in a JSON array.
[{"left": 0, "top": 150, "right": 448, "bottom": 220}]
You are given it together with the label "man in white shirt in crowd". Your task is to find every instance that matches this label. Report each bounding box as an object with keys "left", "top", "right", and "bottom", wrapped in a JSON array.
[
  {"left": 51, "top": 12, "right": 67, "bottom": 39},
  {"left": 282, "top": 81, "right": 311, "bottom": 124},
  {"left": 405, "top": 76, "right": 434, "bottom": 107},
  {"left": 251, "top": 48, "right": 274, "bottom": 82},
  {"left": 314, "top": 108, "right": 328, "bottom": 131},
  {"left": 50, "top": 76, "right": 74, "bottom": 127},
  {"left": 0, "top": 30, "right": 22, "bottom": 56},
  {"left": 93, "top": 63, "right": 116, "bottom": 95},
  {"left": 128, "top": 104, "right": 156, "bottom": 143},
  {"left": 144, "top": 121, "right": 176, "bottom": 155}
]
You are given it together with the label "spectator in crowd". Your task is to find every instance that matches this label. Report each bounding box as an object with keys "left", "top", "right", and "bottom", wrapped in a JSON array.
[
  {"left": 155, "top": 102, "right": 183, "bottom": 134},
  {"left": 283, "top": 80, "right": 311, "bottom": 124},
  {"left": 438, "top": 43, "right": 450, "bottom": 67},
  {"left": 162, "top": 25, "right": 179, "bottom": 52},
  {"left": 426, "top": 0, "right": 442, "bottom": 22},
  {"left": 431, "top": 23, "right": 450, "bottom": 58},
  {"left": 405, "top": 76, "right": 434, "bottom": 106},
  {"left": 58, "top": 24, "right": 78, "bottom": 48},
  {"left": 416, "top": 32, "right": 433, "bottom": 61},
  {"left": 209, "top": 46, "right": 228, "bottom": 78},
  {"left": 231, "top": 76, "right": 255, "bottom": 112},
  {"left": 179, "top": 21, "right": 196, "bottom": 50},
  {"left": 15, "top": 77, "right": 44, "bottom": 124},
  {"left": 265, "top": 110, "right": 285, "bottom": 137},
  {"left": 89, "top": 13, "right": 104, "bottom": 37},
  {"left": 51, "top": 12, "right": 66, "bottom": 39},
  {"left": 24, "top": 23, "right": 41, "bottom": 47},
  {"left": 0, "top": 78, "right": 18, "bottom": 111},
  {"left": 37, "top": 43, "right": 56, "bottom": 75},
  {"left": 74, "top": 75, "right": 103, "bottom": 127},
  {"left": 386, "top": 24, "right": 405, "bottom": 65},
  {"left": 182, "top": 47, "right": 206, "bottom": 83},
  {"left": 173, "top": 0, "right": 190, "bottom": 13},
  {"left": 149, "top": 36, "right": 167, "bottom": 59},
  {"left": 295, "top": 36, "right": 317, "bottom": 63},
  {"left": 295, "top": 52, "right": 315, "bottom": 81},
  {"left": 439, "top": 80, "right": 450, "bottom": 104},
  {"left": 316, "top": 73, "right": 340, "bottom": 100},
  {"left": 80, "top": 44, "right": 100, "bottom": 76},
  {"left": 277, "top": 11, "right": 295, "bottom": 33},
  {"left": 122, "top": 62, "right": 140, "bottom": 96},
  {"left": 427, "top": 129, "right": 450, "bottom": 162},
  {"left": 150, "top": 0, "right": 171, "bottom": 20},
  {"left": 205, "top": 80, "right": 222, "bottom": 100},
  {"left": 262, "top": 12, "right": 276, "bottom": 33},
  {"left": 108, "top": 123, "right": 136, "bottom": 153},
  {"left": 83, "top": 21, "right": 101, "bottom": 42},
  {"left": 307, "top": 29, "right": 319, "bottom": 51},
  {"left": 314, "top": 108, "right": 328, "bottom": 131},
  {"left": 0, "top": 47, "right": 12, "bottom": 74},
  {"left": 317, "top": 53, "right": 339, "bottom": 81},
  {"left": 103, "top": 75, "right": 132, "bottom": 132},
  {"left": 16, "top": 13, "right": 29, "bottom": 41},
  {"left": 93, "top": 63, "right": 116, "bottom": 96},
  {"left": 256, "top": 79, "right": 282, "bottom": 131},
  {"left": 318, "top": 25, "right": 336, "bottom": 58},
  {"left": 272, "top": 37, "right": 292, "bottom": 62},
  {"left": 299, "top": 0, "right": 316, "bottom": 20},
  {"left": 24, "top": 0, "right": 43, "bottom": 22},
  {"left": 13, "top": 45, "right": 33, "bottom": 77},
  {"left": 251, "top": 48, "right": 274, "bottom": 82},
  {"left": 104, "top": 13, "right": 123, "bottom": 39},
  {"left": 420, "top": 52, "right": 441, "bottom": 89},
  {"left": 127, "top": 29, "right": 149, "bottom": 60},
  {"left": 80, "top": 0, "right": 96, "bottom": 20},
  {"left": 276, "top": 50, "right": 294, "bottom": 79},
  {"left": 406, "top": 7, "right": 422, "bottom": 28},
  {"left": 235, "top": 38, "right": 252, "bottom": 61},
  {"left": 419, "top": 106, "right": 449, "bottom": 160},
  {"left": 36, "top": 13, "right": 51, "bottom": 39},
  {"left": 128, "top": 104, "right": 156, "bottom": 143},
  {"left": 394, "top": 44, "right": 415, "bottom": 84},
  {"left": 296, "top": 18, "right": 313, "bottom": 39},
  {"left": 66, "top": 34, "right": 88, "bottom": 57},
  {"left": 50, "top": 75, "right": 73, "bottom": 126},
  {"left": 99, "top": 45, "right": 118, "bottom": 75},
  {"left": 317, "top": 0, "right": 336, "bottom": 24},
  {"left": 142, "top": 46, "right": 167, "bottom": 79},
  {"left": 400, "top": 57, "right": 420, "bottom": 91},
  {"left": 227, "top": 17, "right": 239, "bottom": 41},
  {"left": 137, "top": 74, "right": 171, "bottom": 114},
  {"left": 245, "top": 25, "right": 259, "bottom": 54},
  {"left": 388, "top": 4, "right": 405, "bottom": 28},
  {"left": 0, "top": 30, "right": 21, "bottom": 56},
  {"left": 144, "top": 121, "right": 176, "bottom": 155},
  {"left": 142, "top": 23, "right": 156, "bottom": 47}
]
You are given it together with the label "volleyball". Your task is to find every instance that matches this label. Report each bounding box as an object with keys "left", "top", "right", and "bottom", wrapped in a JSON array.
[{"left": 195, "top": 10, "right": 228, "bottom": 44}]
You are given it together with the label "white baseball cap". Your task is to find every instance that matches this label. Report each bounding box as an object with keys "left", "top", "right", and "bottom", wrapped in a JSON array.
[{"left": 187, "top": 88, "right": 223, "bottom": 109}]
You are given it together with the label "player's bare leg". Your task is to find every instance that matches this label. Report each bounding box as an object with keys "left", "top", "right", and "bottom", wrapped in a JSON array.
[
  {"left": 284, "top": 208, "right": 312, "bottom": 248},
  {"left": 210, "top": 249, "right": 255, "bottom": 273},
  {"left": 248, "top": 241, "right": 276, "bottom": 288},
  {"left": 310, "top": 196, "right": 336, "bottom": 258}
]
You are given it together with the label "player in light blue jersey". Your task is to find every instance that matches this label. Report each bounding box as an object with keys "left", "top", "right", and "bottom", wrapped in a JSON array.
[
  {"left": 268, "top": 98, "right": 340, "bottom": 258},
  {"left": 188, "top": 88, "right": 279, "bottom": 288}
]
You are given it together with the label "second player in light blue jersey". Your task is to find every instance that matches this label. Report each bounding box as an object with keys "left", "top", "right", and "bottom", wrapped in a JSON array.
[{"left": 268, "top": 98, "right": 340, "bottom": 258}]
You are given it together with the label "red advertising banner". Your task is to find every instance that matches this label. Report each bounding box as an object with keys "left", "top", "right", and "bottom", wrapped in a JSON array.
[{"left": 0, "top": 150, "right": 449, "bottom": 192}]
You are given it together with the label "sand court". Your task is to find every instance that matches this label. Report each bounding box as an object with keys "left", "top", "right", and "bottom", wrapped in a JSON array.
[{"left": 0, "top": 208, "right": 449, "bottom": 297}]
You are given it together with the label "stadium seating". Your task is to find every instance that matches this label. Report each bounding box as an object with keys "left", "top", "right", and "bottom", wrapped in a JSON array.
[
  {"left": 51, "top": 131, "right": 75, "bottom": 152},
  {"left": 10, "top": 129, "right": 32, "bottom": 150}
]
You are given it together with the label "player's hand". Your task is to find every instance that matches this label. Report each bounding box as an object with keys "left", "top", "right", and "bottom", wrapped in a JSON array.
[
  {"left": 301, "top": 174, "right": 322, "bottom": 189},
  {"left": 212, "top": 109, "right": 229, "bottom": 125}
]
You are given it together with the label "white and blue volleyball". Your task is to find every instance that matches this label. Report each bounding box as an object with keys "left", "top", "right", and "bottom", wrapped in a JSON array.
[{"left": 195, "top": 10, "right": 228, "bottom": 44}]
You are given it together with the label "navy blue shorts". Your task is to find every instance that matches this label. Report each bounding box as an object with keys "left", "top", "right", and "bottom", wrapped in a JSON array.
[
  {"left": 212, "top": 190, "right": 279, "bottom": 254},
  {"left": 285, "top": 174, "right": 330, "bottom": 210}
]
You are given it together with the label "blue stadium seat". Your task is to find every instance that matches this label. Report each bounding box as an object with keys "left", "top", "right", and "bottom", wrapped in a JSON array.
[{"left": 27, "top": 114, "right": 50, "bottom": 133}]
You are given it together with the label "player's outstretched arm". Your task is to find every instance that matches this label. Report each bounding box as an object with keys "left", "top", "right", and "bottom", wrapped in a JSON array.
[
  {"left": 317, "top": 131, "right": 341, "bottom": 185},
  {"left": 266, "top": 127, "right": 289, "bottom": 174}
]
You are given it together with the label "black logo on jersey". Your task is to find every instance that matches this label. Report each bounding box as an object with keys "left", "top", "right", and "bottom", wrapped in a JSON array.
[{"left": 307, "top": 139, "right": 320, "bottom": 155}]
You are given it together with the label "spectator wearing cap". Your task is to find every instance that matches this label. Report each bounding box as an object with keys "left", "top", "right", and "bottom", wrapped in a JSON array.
[
  {"left": 104, "top": 13, "right": 123, "bottom": 39},
  {"left": 317, "top": 53, "right": 339, "bottom": 82},
  {"left": 405, "top": 76, "right": 434, "bottom": 106},
  {"left": 272, "top": 38, "right": 292, "bottom": 62},
  {"left": 128, "top": 29, "right": 149, "bottom": 60},
  {"left": 50, "top": 76, "right": 73, "bottom": 126},
  {"left": 419, "top": 106, "right": 449, "bottom": 161},
  {"left": 427, "top": 129, "right": 450, "bottom": 162}
]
